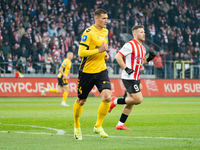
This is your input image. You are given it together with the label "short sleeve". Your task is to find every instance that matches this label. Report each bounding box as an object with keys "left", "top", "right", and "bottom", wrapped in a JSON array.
[
  {"left": 80, "top": 29, "right": 91, "bottom": 46},
  {"left": 61, "top": 59, "right": 68, "bottom": 68},
  {"left": 119, "top": 43, "right": 132, "bottom": 57}
]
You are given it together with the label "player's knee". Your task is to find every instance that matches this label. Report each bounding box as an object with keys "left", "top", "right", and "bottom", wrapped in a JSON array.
[
  {"left": 102, "top": 96, "right": 111, "bottom": 102},
  {"left": 135, "top": 97, "right": 143, "bottom": 105},
  {"left": 57, "top": 90, "right": 62, "bottom": 94},
  {"left": 77, "top": 98, "right": 86, "bottom": 106},
  {"left": 65, "top": 89, "right": 70, "bottom": 92}
]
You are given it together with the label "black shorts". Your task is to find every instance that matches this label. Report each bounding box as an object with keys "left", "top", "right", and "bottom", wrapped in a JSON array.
[
  {"left": 122, "top": 79, "right": 140, "bottom": 94},
  {"left": 58, "top": 77, "right": 68, "bottom": 87},
  {"left": 78, "top": 69, "right": 111, "bottom": 99}
]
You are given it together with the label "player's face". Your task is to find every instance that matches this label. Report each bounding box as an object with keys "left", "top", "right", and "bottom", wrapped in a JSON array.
[
  {"left": 69, "top": 53, "right": 73, "bottom": 60},
  {"left": 96, "top": 14, "right": 108, "bottom": 28},
  {"left": 70, "top": 53, "right": 74, "bottom": 59},
  {"left": 135, "top": 28, "right": 145, "bottom": 42}
]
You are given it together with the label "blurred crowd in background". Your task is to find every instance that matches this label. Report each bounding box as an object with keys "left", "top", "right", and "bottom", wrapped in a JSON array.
[{"left": 0, "top": 0, "right": 200, "bottom": 78}]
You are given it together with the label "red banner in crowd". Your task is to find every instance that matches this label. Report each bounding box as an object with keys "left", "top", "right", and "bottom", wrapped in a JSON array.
[{"left": 0, "top": 78, "right": 200, "bottom": 97}]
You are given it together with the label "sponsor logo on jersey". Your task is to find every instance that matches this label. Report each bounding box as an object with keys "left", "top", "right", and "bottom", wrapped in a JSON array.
[
  {"left": 82, "top": 35, "right": 87, "bottom": 42},
  {"left": 105, "top": 36, "right": 108, "bottom": 40}
]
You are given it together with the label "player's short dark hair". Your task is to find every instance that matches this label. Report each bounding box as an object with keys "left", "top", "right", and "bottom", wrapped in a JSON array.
[
  {"left": 94, "top": 9, "right": 107, "bottom": 17},
  {"left": 132, "top": 25, "right": 144, "bottom": 32}
]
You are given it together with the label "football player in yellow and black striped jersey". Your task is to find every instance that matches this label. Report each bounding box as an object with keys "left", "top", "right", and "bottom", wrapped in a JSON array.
[
  {"left": 73, "top": 9, "right": 113, "bottom": 140},
  {"left": 41, "top": 52, "right": 73, "bottom": 107}
]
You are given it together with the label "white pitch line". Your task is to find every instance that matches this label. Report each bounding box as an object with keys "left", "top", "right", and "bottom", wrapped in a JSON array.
[
  {"left": 0, "top": 131, "right": 52, "bottom": 135},
  {"left": 1, "top": 131, "right": 200, "bottom": 141},
  {"left": 1, "top": 124, "right": 200, "bottom": 141},
  {"left": 3, "top": 124, "right": 65, "bottom": 135}
]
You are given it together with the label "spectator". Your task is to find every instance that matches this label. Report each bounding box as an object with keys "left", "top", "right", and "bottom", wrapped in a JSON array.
[
  {"left": 177, "top": 16, "right": 185, "bottom": 29},
  {"left": 6, "top": 53, "right": 12, "bottom": 73},
  {"left": 165, "top": 51, "right": 173, "bottom": 78},
  {"left": 153, "top": 52, "right": 164, "bottom": 78},
  {"left": 12, "top": 55, "right": 18, "bottom": 70},
  {"left": 20, "top": 32, "right": 31, "bottom": 50},
  {"left": 192, "top": 54, "right": 199, "bottom": 79},
  {"left": 58, "top": 26, "right": 67, "bottom": 37},
  {"left": 179, "top": 52, "right": 186, "bottom": 61},
  {"left": 1, "top": 41, "right": 11, "bottom": 58},
  {"left": 69, "top": 45, "right": 78, "bottom": 57},
  {"left": 2, "top": 29, "right": 9, "bottom": 42},
  {"left": 191, "top": 32, "right": 200, "bottom": 46},
  {"left": 113, "top": 21, "right": 121, "bottom": 40},
  {"left": 48, "top": 24, "right": 58, "bottom": 38},
  {"left": 178, "top": 42, "right": 186, "bottom": 54},
  {"left": 77, "top": 20, "right": 85, "bottom": 38},
  {"left": 4, "top": 18, "right": 10, "bottom": 29},
  {"left": 34, "top": 31, "right": 42, "bottom": 46},
  {"left": 7, "top": 22, "right": 15, "bottom": 38},
  {"left": 30, "top": 42, "right": 40, "bottom": 74},
  {"left": 23, "top": 16, "right": 30, "bottom": 29},
  {"left": 18, "top": 23, "right": 25, "bottom": 39},
  {"left": 44, "top": 51, "right": 53, "bottom": 74},
  {"left": 39, "top": 43, "right": 49, "bottom": 56},
  {"left": 186, "top": 41, "right": 194, "bottom": 54},
  {"left": 17, "top": 55, "right": 27, "bottom": 74},
  {"left": 18, "top": 44, "right": 29, "bottom": 59},
  {"left": 5, "top": 9, "right": 14, "bottom": 24},
  {"left": 192, "top": 47, "right": 198, "bottom": 56},
  {"left": 162, "top": 0, "right": 170, "bottom": 13},
  {"left": 12, "top": 44, "right": 20, "bottom": 59},
  {"left": 195, "top": 42, "right": 200, "bottom": 51},
  {"left": 154, "top": 31, "right": 164, "bottom": 51},
  {"left": 168, "top": 31, "right": 176, "bottom": 53},
  {"left": 42, "top": 32, "right": 51, "bottom": 49},
  {"left": 0, "top": 50, "right": 5, "bottom": 73}
]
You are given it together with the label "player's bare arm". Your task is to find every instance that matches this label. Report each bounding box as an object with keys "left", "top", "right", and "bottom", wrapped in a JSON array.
[
  {"left": 115, "top": 53, "right": 126, "bottom": 69},
  {"left": 143, "top": 58, "right": 148, "bottom": 65},
  {"left": 104, "top": 51, "right": 109, "bottom": 61},
  {"left": 59, "top": 66, "right": 68, "bottom": 80},
  {"left": 68, "top": 73, "right": 73, "bottom": 77}
]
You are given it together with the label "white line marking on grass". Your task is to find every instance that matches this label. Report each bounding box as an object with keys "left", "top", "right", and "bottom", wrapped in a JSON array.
[
  {"left": 1, "top": 124, "right": 200, "bottom": 141},
  {"left": 2, "top": 124, "right": 65, "bottom": 135},
  {"left": 0, "top": 131, "right": 52, "bottom": 135}
]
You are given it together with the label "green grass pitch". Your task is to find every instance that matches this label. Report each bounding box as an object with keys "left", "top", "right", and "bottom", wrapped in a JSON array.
[{"left": 0, "top": 97, "right": 200, "bottom": 150}]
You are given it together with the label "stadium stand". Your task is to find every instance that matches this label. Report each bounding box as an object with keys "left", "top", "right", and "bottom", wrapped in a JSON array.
[{"left": 0, "top": 0, "right": 199, "bottom": 79}]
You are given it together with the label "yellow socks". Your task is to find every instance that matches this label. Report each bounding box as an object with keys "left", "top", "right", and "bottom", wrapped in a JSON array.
[
  {"left": 95, "top": 101, "right": 110, "bottom": 127},
  {"left": 73, "top": 101, "right": 83, "bottom": 128},
  {"left": 49, "top": 89, "right": 58, "bottom": 93},
  {"left": 62, "top": 91, "right": 68, "bottom": 102}
]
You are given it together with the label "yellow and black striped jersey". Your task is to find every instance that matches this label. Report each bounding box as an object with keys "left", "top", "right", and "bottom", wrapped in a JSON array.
[
  {"left": 79, "top": 24, "right": 108, "bottom": 73},
  {"left": 57, "top": 58, "right": 71, "bottom": 78}
]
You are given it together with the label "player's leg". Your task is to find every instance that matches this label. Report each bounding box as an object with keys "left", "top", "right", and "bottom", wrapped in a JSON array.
[
  {"left": 109, "top": 91, "right": 127, "bottom": 113},
  {"left": 115, "top": 83, "right": 143, "bottom": 130},
  {"left": 61, "top": 84, "right": 70, "bottom": 106},
  {"left": 93, "top": 89, "right": 111, "bottom": 138},
  {"left": 95, "top": 89, "right": 111, "bottom": 127},
  {"left": 73, "top": 72, "right": 94, "bottom": 140},
  {"left": 94, "top": 70, "right": 111, "bottom": 138},
  {"left": 116, "top": 103, "right": 133, "bottom": 130},
  {"left": 41, "top": 85, "right": 62, "bottom": 95},
  {"left": 109, "top": 81, "right": 143, "bottom": 112},
  {"left": 73, "top": 97, "right": 86, "bottom": 140},
  {"left": 41, "top": 78, "right": 62, "bottom": 95}
]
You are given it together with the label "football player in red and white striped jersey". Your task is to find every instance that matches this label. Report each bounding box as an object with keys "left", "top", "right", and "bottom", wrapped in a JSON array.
[{"left": 109, "top": 25, "right": 156, "bottom": 130}]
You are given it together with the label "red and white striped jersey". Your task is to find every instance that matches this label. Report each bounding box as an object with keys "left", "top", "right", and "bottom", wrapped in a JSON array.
[{"left": 119, "top": 39, "right": 146, "bottom": 80}]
